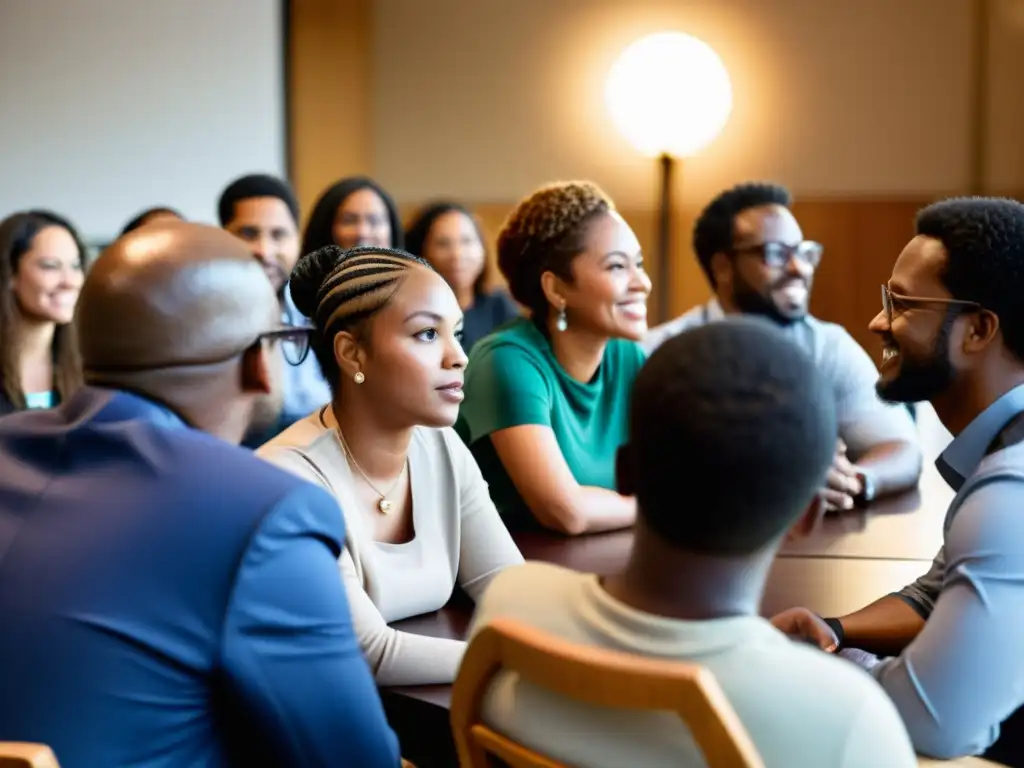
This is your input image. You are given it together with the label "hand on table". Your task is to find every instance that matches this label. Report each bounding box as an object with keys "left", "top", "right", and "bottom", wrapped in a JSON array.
[
  {"left": 822, "top": 439, "right": 864, "bottom": 512},
  {"left": 770, "top": 607, "right": 839, "bottom": 652}
]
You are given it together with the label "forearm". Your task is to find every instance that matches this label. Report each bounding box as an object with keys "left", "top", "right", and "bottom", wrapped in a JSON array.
[
  {"left": 856, "top": 439, "right": 922, "bottom": 496},
  {"left": 835, "top": 595, "right": 925, "bottom": 656},
  {"left": 368, "top": 630, "right": 467, "bottom": 687},
  {"left": 536, "top": 487, "right": 636, "bottom": 536}
]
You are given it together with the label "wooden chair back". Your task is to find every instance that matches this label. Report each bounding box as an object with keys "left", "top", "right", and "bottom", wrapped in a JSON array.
[
  {"left": 451, "top": 618, "right": 764, "bottom": 768},
  {"left": 0, "top": 743, "right": 60, "bottom": 768}
]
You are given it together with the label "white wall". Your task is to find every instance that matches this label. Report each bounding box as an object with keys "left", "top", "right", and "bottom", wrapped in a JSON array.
[{"left": 0, "top": 0, "right": 285, "bottom": 242}]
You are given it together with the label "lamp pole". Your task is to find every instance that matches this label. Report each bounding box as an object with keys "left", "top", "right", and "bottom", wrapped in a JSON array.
[{"left": 656, "top": 152, "right": 676, "bottom": 324}]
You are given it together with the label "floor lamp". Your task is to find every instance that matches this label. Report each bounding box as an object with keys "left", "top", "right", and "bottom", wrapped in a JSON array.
[{"left": 606, "top": 32, "right": 733, "bottom": 324}]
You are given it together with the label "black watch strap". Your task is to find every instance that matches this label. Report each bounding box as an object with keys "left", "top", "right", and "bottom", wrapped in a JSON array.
[{"left": 823, "top": 617, "right": 845, "bottom": 650}]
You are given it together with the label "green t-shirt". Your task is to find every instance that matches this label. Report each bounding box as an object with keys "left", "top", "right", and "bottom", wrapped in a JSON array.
[{"left": 456, "top": 318, "right": 646, "bottom": 530}]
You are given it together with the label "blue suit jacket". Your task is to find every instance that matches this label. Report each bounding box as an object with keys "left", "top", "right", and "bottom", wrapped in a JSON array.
[{"left": 0, "top": 388, "right": 400, "bottom": 767}]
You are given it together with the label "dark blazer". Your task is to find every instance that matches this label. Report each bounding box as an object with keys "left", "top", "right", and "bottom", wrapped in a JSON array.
[{"left": 0, "top": 387, "right": 400, "bottom": 767}]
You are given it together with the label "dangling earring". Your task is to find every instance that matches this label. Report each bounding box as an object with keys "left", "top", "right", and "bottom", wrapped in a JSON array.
[
  {"left": 555, "top": 306, "right": 568, "bottom": 332},
  {"left": 353, "top": 371, "right": 365, "bottom": 384}
]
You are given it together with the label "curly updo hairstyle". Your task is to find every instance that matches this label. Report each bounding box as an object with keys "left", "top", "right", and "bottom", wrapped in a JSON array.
[{"left": 496, "top": 181, "right": 614, "bottom": 323}]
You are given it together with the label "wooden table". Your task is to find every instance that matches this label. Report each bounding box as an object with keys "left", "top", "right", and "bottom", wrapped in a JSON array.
[{"left": 383, "top": 476, "right": 955, "bottom": 767}]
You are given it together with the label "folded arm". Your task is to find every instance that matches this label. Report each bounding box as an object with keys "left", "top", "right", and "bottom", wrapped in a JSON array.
[
  {"left": 490, "top": 425, "right": 635, "bottom": 536},
  {"left": 221, "top": 484, "right": 401, "bottom": 767}
]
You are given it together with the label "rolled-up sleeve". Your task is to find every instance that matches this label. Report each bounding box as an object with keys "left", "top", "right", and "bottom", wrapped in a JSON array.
[
  {"left": 826, "top": 327, "right": 918, "bottom": 456},
  {"left": 869, "top": 477, "right": 1024, "bottom": 759},
  {"left": 894, "top": 546, "right": 946, "bottom": 619}
]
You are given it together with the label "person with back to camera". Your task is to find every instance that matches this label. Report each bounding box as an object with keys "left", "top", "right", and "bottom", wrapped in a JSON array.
[
  {"left": 0, "top": 221, "right": 400, "bottom": 767},
  {"left": 468, "top": 317, "right": 917, "bottom": 768},
  {"left": 258, "top": 244, "right": 523, "bottom": 686},
  {"left": 456, "top": 181, "right": 650, "bottom": 535},
  {"left": 404, "top": 201, "right": 520, "bottom": 352}
]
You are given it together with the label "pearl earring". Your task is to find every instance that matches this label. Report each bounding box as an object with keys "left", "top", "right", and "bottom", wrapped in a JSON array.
[
  {"left": 555, "top": 307, "right": 568, "bottom": 332},
  {"left": 354, "top": 371, "right": 365, "bottom": 384}
]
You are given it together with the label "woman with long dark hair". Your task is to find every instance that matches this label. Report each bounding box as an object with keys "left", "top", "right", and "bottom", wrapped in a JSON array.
[
  {"left": 0, "top": 211, "right": 85, "bottom": 414},
  {"left": 405, "top": 201, "right": 519, "bottom": 351}
]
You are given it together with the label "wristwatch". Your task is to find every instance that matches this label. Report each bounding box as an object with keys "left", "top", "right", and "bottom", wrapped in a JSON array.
[{"left": 854, "top": 467, "right": 877, "bottom": 507}]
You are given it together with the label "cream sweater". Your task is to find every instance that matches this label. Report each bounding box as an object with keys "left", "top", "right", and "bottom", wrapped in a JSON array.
[{"left": 258, "top": 407, "right": 522, "bottom": 686}]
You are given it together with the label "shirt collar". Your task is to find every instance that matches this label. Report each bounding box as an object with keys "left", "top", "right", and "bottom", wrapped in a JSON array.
[
  {"left": 936, "top": 383, "right": 1024, "bottom": 490},
  {"left": 705, "top": 298, "right": 725, "bottom": 321}
]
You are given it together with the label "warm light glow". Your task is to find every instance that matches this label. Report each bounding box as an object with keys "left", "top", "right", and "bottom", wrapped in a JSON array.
[{"left": 606, "top": 32, "right": 733, "bottom": 158}]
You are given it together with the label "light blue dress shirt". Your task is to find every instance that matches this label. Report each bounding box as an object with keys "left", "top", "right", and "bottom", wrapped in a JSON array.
[{"left": 872, "top": 384, "right": 1024, "bottom": 759}]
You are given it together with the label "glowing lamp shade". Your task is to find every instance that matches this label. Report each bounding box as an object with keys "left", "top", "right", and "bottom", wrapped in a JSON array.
[{"left": 606, "top": 32, "right": 733, "bottom": 158}]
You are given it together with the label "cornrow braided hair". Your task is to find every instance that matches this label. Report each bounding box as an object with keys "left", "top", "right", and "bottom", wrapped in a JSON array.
[
  {"left": 496, "top": 181, "right": 614, "bottom": 321},
  {"left": 289, "top": 244, "right": 434, "bottom": 392}
]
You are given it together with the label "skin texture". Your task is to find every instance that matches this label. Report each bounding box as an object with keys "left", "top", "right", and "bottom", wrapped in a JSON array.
[
  {"left": 333, "top": 188, "right": 392, "bottom": 248},
  {"left": 76, "top": 221, "right": 283, "bottom": 444},
  {"left": 12, "top": 224, "right": 84, "bottom": 325},
  {"left": 224, "top": 196, "right": 300, "bottom": 296},
  {"left": 421, "top": 210, "right": 486, "bottom": 309},
  {"left": 330, "top": 264, "right": 467, "bottom": 545}
]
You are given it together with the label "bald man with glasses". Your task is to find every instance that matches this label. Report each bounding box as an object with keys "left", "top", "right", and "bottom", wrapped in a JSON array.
[{"left": 0, "top": 222, "right": 401, "bottom": 768}]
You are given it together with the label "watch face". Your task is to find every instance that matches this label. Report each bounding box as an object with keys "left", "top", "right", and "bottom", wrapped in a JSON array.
[{"left": 860, "top": 472, "right": 875, "bottom": 502}]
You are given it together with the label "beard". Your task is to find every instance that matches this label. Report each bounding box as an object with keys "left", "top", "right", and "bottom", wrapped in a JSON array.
[
  {"left": 876, "top": 313, "right": 956, "bottom": 403},
  {"left": 732, "top": 274, "right": 807, "bottom": 327}
]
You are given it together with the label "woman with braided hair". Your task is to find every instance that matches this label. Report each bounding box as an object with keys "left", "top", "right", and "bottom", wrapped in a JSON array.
[
  {"left": 457, "top": 181, "right": 651, "bottom": 535},
  {"left": 257, "top": 244, "right": 521, "bottom": 686}
]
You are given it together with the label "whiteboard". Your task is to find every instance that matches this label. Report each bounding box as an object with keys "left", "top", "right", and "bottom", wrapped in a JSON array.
[{"left": 0, "top": 0, "right": 286, "bottom": 244}]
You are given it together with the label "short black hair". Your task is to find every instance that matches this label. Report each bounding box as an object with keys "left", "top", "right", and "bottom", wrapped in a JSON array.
[
  {"left": 625, "top": 317, "right": 836, "bottom": 555},
  {"left": 120, "top": 207, "right": 183, "bottom": 237},
  {"left": 916, "top": 197, "right": 1024, "bottom": 363},
  {"left": 693, "top": 182, "right": 792, "bottom": 287},
  {"left": 218, "top": 174, "right": 300, "bottom": 227}
]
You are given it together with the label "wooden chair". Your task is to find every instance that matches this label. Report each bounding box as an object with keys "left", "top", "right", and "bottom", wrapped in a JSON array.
[
  {"left": 0, "top": 744, "right": 60, "bottom": 768},
  {"left": 918, "top": 757, "right": 1008, "bottom": 767},
  {"left": 451, "top": 618, "right": 764, "bottom": 768}
]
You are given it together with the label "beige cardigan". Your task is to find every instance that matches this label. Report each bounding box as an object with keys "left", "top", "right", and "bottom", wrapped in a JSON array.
[{"left": 257, "top": 406, "right": 523, "bottom": 686}]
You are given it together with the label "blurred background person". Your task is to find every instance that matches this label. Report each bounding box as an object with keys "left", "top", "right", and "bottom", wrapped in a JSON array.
[{"left": 405, "top": 201, "right": 520, "bottom": 352}]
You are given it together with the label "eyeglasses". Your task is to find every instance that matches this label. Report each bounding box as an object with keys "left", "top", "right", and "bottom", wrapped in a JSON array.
[
  {"left": 880, "top": 285, "right": 982, "bottom": 325},
  {"left": 730, "top": 240, "right": 824, "bottom": 269},
  {"left": 83, "top": 325, "right": 312, "bottom": 374},
  {"left": 261, "top": 326, "right": 312, "bottom": 366}
]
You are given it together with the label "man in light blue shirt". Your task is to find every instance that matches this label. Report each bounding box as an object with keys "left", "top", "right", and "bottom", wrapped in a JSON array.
[
  {"left": 773, "top": 197, "right": 1024, "bottom": 764},
  {"left": 645, "top": 182, "right": 921, "bottom": 512},
  {"left": 218, "top": 175, "right": 331, "bottom": 445}
]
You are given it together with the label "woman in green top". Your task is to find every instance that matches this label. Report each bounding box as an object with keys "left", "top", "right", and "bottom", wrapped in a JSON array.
[{"left": 457, "top": 181, "right": 651, "bottom": 534}]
